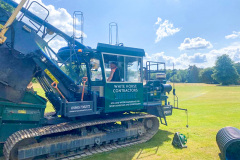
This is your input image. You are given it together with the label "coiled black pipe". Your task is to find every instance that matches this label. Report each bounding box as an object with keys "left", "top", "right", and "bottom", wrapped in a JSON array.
[{"left": 216, "top": 127, "right": 240, "bottom": 160}]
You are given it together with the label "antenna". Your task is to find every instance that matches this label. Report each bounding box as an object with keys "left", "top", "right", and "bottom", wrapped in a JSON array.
[{"left": 109, "top": 22, "right": 119, "bottom": 45}]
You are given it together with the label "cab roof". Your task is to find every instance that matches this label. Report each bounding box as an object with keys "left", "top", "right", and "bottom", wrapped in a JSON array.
[{"left": 97, "top": 43, "right": 145, "bottom": 57}]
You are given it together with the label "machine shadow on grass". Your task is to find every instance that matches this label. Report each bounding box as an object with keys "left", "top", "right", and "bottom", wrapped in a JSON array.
[
  {"left": 135, "top": 130, "right": 173, "bottom": 159},
  {"left": 85, "top": 129, "right": 173, "bottom": 160}
]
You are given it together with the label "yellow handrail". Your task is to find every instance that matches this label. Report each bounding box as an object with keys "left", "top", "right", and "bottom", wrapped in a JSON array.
[{"left": 0, "top": 0, "right": 27, "bottom": 44}]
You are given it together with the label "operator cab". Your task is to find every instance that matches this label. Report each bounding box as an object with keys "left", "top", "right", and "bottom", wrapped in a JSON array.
[{"left": 96, "top": 43, "right": 144, "bottom": 113}]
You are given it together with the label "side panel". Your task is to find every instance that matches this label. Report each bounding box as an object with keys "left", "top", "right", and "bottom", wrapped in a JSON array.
[
  {"left": 64, "top": 101, "right": 94, "bottom": 117},
  {"left": 104, "top": 83, "right": 143, "bottom": 112},
  {"left": 0, "top": 94, "right": 46, "bottom": 142}
]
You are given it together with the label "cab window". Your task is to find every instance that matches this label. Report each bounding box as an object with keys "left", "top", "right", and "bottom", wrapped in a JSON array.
[
  {"left": 60, "top": 63, "right": 87, "bottom": 85},
  {"left": 90, "top": 58, "right": 103, "bottom": 81},
  {"left": 125, "top": 57, "right": 142, "bottom": 82},
  {"left": 103, "top": 53, "right": 142, "bottom": 83}
]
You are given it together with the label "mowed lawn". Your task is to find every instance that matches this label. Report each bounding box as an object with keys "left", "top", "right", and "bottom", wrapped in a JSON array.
[{"left": 32, "top": 83, "right": 240, "bottom": 160}]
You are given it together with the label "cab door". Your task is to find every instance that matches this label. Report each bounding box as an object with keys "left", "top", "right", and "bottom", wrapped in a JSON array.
[{"left": 103, "top": 53, "right": 144, "bottom": 113}]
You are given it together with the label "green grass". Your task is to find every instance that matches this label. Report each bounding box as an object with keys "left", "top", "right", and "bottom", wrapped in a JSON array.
[
  {"left": 32, "top": 83, "right": 55, "bottom": 113},
  {"left": 32, "top": 83, "right": 240, "bottom": 160}
]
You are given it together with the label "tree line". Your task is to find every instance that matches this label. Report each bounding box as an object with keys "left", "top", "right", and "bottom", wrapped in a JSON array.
[
  {"left": 167, "top": 54, "right": 240, "bottom": 85},
  {"left": 0, "top": 0, "right": 14, "bottom": 13}
]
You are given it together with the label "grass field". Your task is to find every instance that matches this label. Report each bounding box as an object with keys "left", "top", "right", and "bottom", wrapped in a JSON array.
[{"left": 32, "top": 83, "right": 240, "bottom": 160}]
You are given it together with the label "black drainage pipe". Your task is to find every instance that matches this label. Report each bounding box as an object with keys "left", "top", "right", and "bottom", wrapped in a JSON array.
[{"left": 216, "top": 127, "right": 240, "bottom": 160}]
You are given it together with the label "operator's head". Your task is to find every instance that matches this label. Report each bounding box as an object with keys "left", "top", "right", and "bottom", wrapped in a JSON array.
[{"left": 110, "top": 61, "right": 117, "bottom": 69}]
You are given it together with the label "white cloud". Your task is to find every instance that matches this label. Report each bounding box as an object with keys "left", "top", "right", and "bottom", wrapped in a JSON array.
[
  {"left": 14, "top": 0, "right": 86, "bottom": 52},
  {"left": 151, "top": 52, "right": 175, "bottom": 66},
  {"left": 210, "top": 42, "right": 240, "bottom": 62},
  {"left": 178, "top": 37, "right": 213, "bottom": 51},
  {"left": 189, "top": 53, "right": 207, "bottom": 63},
  {"left": 225, "top": 31, "right": 240, "bottom": 39},
  {"left": 48, "top": 37, "right": 68, "bottom": 53},
  {"left": 155, "top": 17, "right": 180, "bottom": 43},
  {"left": 146, "top": 42, "right": 240, "bottom": 69}
]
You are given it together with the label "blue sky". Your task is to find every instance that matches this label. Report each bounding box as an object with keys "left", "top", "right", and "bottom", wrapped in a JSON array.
[{"left": 15, "top": 0, "right": 240, "bottom": 69}]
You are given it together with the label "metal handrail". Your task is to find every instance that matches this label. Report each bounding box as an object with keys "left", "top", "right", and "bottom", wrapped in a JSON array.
[{"left": 19, "top": 1, "right": 49, "bottom": 35}]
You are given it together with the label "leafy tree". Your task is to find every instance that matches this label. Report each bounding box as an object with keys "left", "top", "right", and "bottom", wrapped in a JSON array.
[
  {"left": 178, "top": 69, "right": 188, "bottom": 82},
  {"left": 212, "top": 54, "right": 239, "bottom": 85},
  {"left": 0, "top": 0, "right": 14, "bottom": 13},
  {"left": 200, "top": 67, "right": 217, "bottom": 84},
  {"left": 234, "top": 62, "right": 240, "bottom": 75},
  {"left": 234, "top": 63, "right": 240, "bottom": 84},
  {"left": 166, "top": 69, "right": 188, "bottom": 83},
  {"left": 31, "top": 77, "right": 38, "bottom": 83},
  {"left": 169, "top": 77, "right": 180, "bottom": 83},
  {"left": 166, "top": 69, "right": 173, "bottom": 80},
  {"left": 187, "top": 65, "right": 200, "bottom": 83},
  {"left": 169, "top": 73, "right": 181, "bottom": 83}
]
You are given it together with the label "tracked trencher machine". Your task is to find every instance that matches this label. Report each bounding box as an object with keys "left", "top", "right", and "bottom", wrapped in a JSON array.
[{"left": 0, "top": 0, "right": 184, "bottom": 159}]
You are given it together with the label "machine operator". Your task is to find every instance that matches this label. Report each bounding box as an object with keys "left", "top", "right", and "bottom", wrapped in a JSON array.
[{"left": 107, "top": 61, "right": 120, "bottom": 82}]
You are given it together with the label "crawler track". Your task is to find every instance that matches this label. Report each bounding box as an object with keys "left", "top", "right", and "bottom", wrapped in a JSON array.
[
  {"left": 55, "top": 128, "right": 157, "bottom": 160},
  {"left": 3, "top": 113, "right": 159, "bottom": 160}
]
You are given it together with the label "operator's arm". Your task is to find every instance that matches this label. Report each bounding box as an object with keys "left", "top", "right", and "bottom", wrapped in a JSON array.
[{"left": 107, "top": 68, "right": 116, "bottom": 81}]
